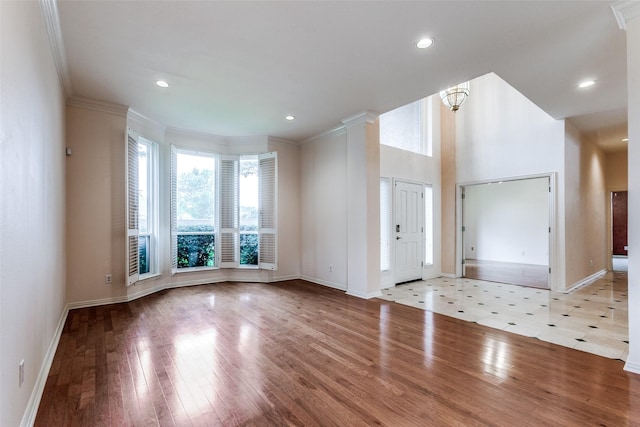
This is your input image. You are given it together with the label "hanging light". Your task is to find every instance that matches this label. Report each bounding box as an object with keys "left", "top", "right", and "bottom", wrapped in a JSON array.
[{"left": 439, "top": 81, "right": 470, "bottom": 112}]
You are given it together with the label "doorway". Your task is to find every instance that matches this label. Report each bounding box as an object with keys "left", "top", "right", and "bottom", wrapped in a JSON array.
[
  {"left": 461, "top": 177, "right": 550, "bottom": 288},
  {"left": 394, "top": 180, "right": 424, "bottom": 284},
  {"left": 612, "top": 191, "right": 628, "bottom": 271}
]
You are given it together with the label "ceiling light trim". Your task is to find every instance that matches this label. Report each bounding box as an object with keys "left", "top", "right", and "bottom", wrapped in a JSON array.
[
  {"left": 416, "top": 37, "right": 434, "bottom": 49},
  {"left": 40, "top": 0, "right": 73, "bottom": 98},
  {"left": 611, "top": 1, "right": 640, "bottom": 30}
]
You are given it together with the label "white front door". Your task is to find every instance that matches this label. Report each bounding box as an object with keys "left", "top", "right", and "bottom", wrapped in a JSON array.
[{"left": 394, "top": 180, "right": 424, "bottom": 284}]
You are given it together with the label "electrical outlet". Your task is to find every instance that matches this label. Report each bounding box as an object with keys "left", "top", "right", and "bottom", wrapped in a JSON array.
[
  {"left": 329, "top": 265, "right": 333, "bottom": 272},
  {"left": 19, "top": 360, "right": 24, "bottom": 387},
  {"left": 105, "top": 274, "right": 112, "bottom": 284}
]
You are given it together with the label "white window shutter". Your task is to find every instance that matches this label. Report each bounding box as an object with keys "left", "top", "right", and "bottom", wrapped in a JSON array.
[
  {"left": 170, "top": 144, "right": 178, "bottom": 272},
  {"left": 258, "top": 152, "right": 277, "bottom": 270},
  {"left": 126, "top": 133, "right": 139, "bottom": 285},
  {"left": 219, "top": 156, "right": 239, "bottom": 268}
]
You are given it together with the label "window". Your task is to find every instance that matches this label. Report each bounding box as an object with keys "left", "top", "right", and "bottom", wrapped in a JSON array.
[
  {"left": 379, "top": 96, "right": 432, "bottom": 156},
  {"left": 170, "top": 147, "right": 277, "bottom": 271},
  {"left": 172, "top": 148, "right": 217, "bottom": 270},
  {"left": 380, "top": 177, "right": 391, "bottom": 271},
  {"left": 126, "top": 134, "right": 158, "bottom": 285},
  {"left": 138, "top": 138, "right": 158, "bottom": 277},
  {"left": 424, "top": 185, "right": 433, "bottom": 265},
  {"left": 240, "top": 156, "right": 259, "bottom": 266}
]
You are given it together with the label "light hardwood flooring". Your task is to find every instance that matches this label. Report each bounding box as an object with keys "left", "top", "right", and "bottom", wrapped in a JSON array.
[
  {"left": 463, "top": 259, "right": 549, "bottom": 288},
  {"left": 35, "top": 279, "right": 639, "bottom": 426}
]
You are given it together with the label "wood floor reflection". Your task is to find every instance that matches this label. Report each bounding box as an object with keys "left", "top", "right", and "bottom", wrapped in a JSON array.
[
  {"left": 35, "top": 280, "right": 640, "bottom": 426},
  {"left": 465, "top": 259, "right": 549, "bottom": 288}
]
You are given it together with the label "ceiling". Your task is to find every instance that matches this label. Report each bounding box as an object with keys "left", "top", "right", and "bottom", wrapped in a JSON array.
[{"left": 56, "top": 1, "right": 629, "bottom": 150}]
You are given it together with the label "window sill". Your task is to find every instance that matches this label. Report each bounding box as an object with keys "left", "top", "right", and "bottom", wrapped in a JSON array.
[
  {"left": 172, "top": 266, "right": 219, "bottom": 274},
  {"left": 139, "top": 272, "right": 161, "bottom": 282}
]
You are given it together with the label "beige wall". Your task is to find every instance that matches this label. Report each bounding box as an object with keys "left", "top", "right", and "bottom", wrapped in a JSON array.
[
  {"left": 268, "top": 138, "right": 301, "bottom": 280},
  {"left": 563, "top": 122, "right": 607, "bottom": 288},
  {"left": 300, "top": 130, "right": 348, "bottom": 289},
  {"left": 440, "top": 105, "right": 457, "bottom": 275},
  {"left": 0, "top": 2, "right": 67, "bottom": 425},
  {"left": 606, "top": 150, "right": 628, "bottom": 191},
  {"left": 66, "top": 106, "right": 128, "bottom": 303}
]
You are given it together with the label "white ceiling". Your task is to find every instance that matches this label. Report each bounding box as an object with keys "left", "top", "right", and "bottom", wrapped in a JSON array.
[{"left": 56, "top": 1, "right": 628, "bottom": 149}]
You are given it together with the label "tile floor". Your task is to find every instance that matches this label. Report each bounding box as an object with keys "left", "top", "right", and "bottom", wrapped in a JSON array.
[{"left": 379, "top": 270, "right": 629, "bottom": 361}]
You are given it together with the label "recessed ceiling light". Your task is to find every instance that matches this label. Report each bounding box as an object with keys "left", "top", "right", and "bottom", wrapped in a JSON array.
[
  {"left": 622, "top": 137, "right": 629, "bottom": 142},
  {"left": 578, "top": 80, "right": 595, "bottom": 89},
  {"left": 285, "top": 115, "right": 295, "bottom": 121},
  {"left": 416, "top": 37, "right": 434, "bottom": 49},
  {"left": 156, "top": 80, "right": 169, "bottom": 88}
]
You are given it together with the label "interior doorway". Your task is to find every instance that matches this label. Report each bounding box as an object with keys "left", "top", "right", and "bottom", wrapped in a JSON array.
[
  {"left": 394, "top": 180, "right": 424, "bottom": 284},
  {"left": 461, "top": 177, "right": 550, "bottom": 288},
  {"left": 612, "top": 191, "right": 628, "bottom": 272}
]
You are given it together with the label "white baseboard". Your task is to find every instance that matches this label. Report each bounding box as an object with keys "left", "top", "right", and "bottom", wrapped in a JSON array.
[
  {"left": 562, "top": 269, "right": 607, "bottom": 293},
  {"left": 346, "top": 289, "right": 382, "bottom": 300},
  {"left": 624, "top": 360, "right": 640, "bottom": 375},
  {"left": 20, "top": 303, "right": 70, "bottom": 427},
  {"left": 299, "top": 275, "right": 346, "bottom": 291}
]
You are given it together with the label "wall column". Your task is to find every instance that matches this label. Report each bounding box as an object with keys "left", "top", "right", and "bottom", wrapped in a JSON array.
[
  {"left": 342, "top": 112, "right": 381, "bottom": 299},
  {"left": 612, "top": 0, "right": 640, "bottom": 373}
]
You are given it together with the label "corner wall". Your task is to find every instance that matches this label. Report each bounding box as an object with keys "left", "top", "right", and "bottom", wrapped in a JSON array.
[
  {"left": 0, "top": 2, "right": 67, "bottom": 425},
  {"left": 299, "top": 129, "right": 348, "bottom": 289},
  {"left": 564, "top": 122, "right": 607, "bottom": 288}
]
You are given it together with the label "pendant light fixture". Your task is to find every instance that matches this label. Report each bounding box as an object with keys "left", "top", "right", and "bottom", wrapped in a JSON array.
[{"left": 439, "top": 81, "right": 470, "bottom": 112}]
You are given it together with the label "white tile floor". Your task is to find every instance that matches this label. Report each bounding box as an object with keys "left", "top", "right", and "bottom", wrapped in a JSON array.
[{"left": 379, "top": 271, "right": 629, "bottom": 361}]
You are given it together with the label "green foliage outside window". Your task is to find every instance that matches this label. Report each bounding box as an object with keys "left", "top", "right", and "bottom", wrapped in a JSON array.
[
  {"left": 240, "top": 233, "right": 258, "bottom": 265},
  {"left": 177, "top": 225, "right": 215, "bottom": 268}
]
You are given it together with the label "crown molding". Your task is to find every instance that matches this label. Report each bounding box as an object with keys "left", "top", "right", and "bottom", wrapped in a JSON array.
[
  {"left": 268, "top": 136, "right": 299, "bottom": 147},
  {"left": 127, "top": 109, "right": 166, "bottom": 135},
  {"left": 39, "top": 0, "right": 72, "bottom": 98},
  {"left": 165, "top": 126, "right": 227, "bottom": 143},
  {"left": 341, "top": 111, "right": 378, "bottom": 127},
  {"left": 611, "top": 1, "right": 640, "bottom": 30},
  {"left": 66, "top": 96, "right": 128, "bottom": 116},
  {"left": 301, "top": 124, "right": 347, "bottom": 145}
]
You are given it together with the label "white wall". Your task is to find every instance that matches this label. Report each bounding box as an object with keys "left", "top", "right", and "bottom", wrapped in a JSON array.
[
  {"left": 455, "top": 72, "right": 567, "bottom": 290},
  {"left": 624, "top": 12, "right": 640, "bottom": 374},
  {"left": 463, "top": 178, "right": 549, "bottom": 265},
  {"left": 300, "top": 129, "right": 348, "bottom": 289},
  {"left": 0, "top": 2, "right": 66, "bottom": 425}
]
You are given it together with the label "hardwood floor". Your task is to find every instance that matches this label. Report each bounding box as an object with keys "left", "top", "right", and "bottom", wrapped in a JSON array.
[
  {"left": 464, "top": 259, "right": 549, "bottom": 288},
  {"left": 35, "top": 280, "right": 640, "bottom": 426}
]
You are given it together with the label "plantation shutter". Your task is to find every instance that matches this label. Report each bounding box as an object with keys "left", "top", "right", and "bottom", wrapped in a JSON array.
[
  {"left": 219, "top": 156, "right": 239, "bottom": 268},
  {"left": 170, "top": 144, "right": 178, "bottom": 272},
  {"left": 126, "top": 133, "right": 139, "bottom": 285},
  {"left": 258, "top": 152, "right": 277, "bottom": 270}
]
